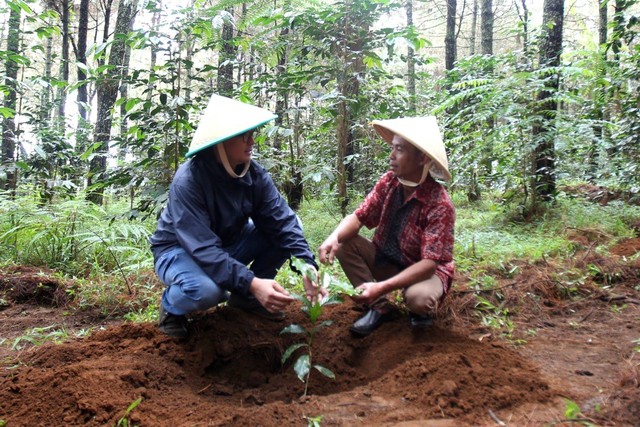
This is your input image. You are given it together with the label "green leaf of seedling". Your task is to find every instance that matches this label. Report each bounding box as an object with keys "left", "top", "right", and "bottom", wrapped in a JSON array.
[
  {"left": 321, "top": 294, "right": 343, "bottom": 306},
  {"left": 291, "top": 292, "right": 308, "bottom": 304},
  {"left": 321, "top": 271, "right": 333, "bottom": 288},
  {"left": 313, "top": 365, "right": 335, "bottom": 379},
  {"left": 294, "top": 354, "right": 311, "bottom": 382},
  {"left": 281, "top": 324, "right": 307, "bottom": 335},
  {"left": 307, "top": 302, "right": 323, "bottom": 323},
  {"left": 281, "top": 343, "right": 307, "bottom": 364},
  {"left": 564, "top": 399, "right": 581, "bottom": 420},
  {"left": 325, "top": 276, "right": 361, "bottom": 297},
  {"left": 318, "top": 320, "right": 333, "bottom": 328},
  {"left": 291, "top": 257, "right": 317, "bottom": 282}
]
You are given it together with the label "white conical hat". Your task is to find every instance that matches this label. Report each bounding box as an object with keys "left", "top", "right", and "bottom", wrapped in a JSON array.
[
  {"left": 371, "top": 116, "right": 451, "bottom": 181},
  {"left": 186, "top": 94, "right": 277, "bottom": 157}
]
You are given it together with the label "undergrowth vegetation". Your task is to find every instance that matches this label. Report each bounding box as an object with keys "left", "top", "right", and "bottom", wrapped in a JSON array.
[{"left": 0, "top": 187, "right": 638, "bottom": 334}]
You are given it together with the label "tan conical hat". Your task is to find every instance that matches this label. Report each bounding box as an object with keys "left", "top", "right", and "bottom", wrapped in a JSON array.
[
  {"left": 371, "top": 116, "right": 451, "bottom": 181},
  {"left": 186, "top": 94, "right": 277, "bottom": 157}
]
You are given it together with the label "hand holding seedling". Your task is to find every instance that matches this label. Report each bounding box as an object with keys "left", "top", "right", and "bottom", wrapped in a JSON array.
[
  {"left": 249, "top": 277, "right": 295, "bottom": 313},
  {"left": 301, "top": 265, "right": 328, "bottom": 304}
]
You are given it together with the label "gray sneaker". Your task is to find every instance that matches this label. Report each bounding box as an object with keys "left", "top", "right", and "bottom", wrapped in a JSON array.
[{"left": 158, "top": 305, "right": 189, "bottom": 339}]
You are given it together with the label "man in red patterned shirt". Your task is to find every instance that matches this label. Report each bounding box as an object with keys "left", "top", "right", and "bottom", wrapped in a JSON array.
[{"left": 319, "top": 117, "right": 455, "bottom": 336}]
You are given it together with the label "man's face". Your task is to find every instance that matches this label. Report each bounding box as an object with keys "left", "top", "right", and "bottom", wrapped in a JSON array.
[
  {"left": 222, "top": 130, "right": 255, "bottom": 168},
  {"left": 389, "top": 135, "right": 428, "bottom": 181}
]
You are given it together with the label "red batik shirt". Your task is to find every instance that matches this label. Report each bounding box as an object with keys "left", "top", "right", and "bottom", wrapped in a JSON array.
[{"left": 354, "top": 171, "right": 455, "bottom": 294}]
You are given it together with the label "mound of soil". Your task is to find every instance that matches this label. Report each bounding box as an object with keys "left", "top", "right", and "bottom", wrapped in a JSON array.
[
  {"left": 1, "top": 301, "right": 554, "bottom": 426},
  {"left": 0, "top": 236, "right": 639, "bottom": 426}
]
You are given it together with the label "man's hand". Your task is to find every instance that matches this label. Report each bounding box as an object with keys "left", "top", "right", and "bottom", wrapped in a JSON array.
[
  {"left": 318, "top": 235, "right": 340, "bottom": 265},
  {"left": 351, "top": 282, "right": 384, "bottom": 306},
  {"left": 318, "top": 214, "right": 362, "bottom": 265},
  {"left": 249, "top": 277, "right": 295, "bottom": 313},
  {"left": 301, "top": 265, "right": 328, "bottom": 304}
]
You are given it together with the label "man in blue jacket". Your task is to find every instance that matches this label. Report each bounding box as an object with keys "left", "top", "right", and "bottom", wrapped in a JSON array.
[{"left": 150, "top": 94, "right": 322, "bottom": 339}]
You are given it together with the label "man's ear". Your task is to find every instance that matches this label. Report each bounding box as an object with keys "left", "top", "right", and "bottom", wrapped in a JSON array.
[{"left": 419, "top": 153, "right": 431, "bottom": 166}]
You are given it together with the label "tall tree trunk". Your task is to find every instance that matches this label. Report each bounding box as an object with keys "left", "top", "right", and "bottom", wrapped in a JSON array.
[
  {"left": 532, "top": 0, "right": 564, "bottom": 203},
  {"left": 611, "top": 0, "right": 623, "bottom": 62},
  {"left": 470, "top": 0, "right": 478, "bottom": 55},
  {"left": 57, "top": 0, "right": 70, "bottom": 121},
  {"left": 589, "top": 0, "right": 608, "bottom": 180},
  {"left": 74, "top": 0, "right": 90, "bottom": 178},
  {"left": 1, "top": 4, "right": 21, "bottom": 192},
  {"left": 406, "top": 0, "right": 416, "bottom": 112},
  {"left": 87, "top": 0, "right": 138, "bottom": 205},
  {"left": 76, "top": 0, "right": 89, "bottom": 122},
  {"left": 41, "top": 32, "right": 54, "bottom": 124},
  {"left": 147, "top": 8, "right": 160, "bottom": 102},
  {"left": 467, "top": 0, "right": 495, "bottom": 201},
  {"left": 217, "top": 7, "right": 236, "bottom": 96},
  {"left": 515, "top": 0, "right": 530, "bottom": 56},
  {"left": 445, "top": 0, "right": 457, "bottom": 70},
  {"left": 481, "top": 0, "right": 493, "bottom": 55},
  {"left": 336, "top": 0, "right": 369, "bottom": 215}
]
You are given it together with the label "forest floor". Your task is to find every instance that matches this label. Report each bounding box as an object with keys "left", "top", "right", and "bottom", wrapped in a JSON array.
[{"left": 0, "top": 236, "right": 639, "bottom": 426}]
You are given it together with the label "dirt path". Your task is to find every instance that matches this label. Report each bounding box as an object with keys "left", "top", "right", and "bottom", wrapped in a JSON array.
[{"left": 0, "top": 240, "right": 639, "bottom": 426}]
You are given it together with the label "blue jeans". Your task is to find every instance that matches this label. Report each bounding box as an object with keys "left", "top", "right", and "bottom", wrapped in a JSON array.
[{"left": 154, "top": 221, "right": 289, "bottom": 315}]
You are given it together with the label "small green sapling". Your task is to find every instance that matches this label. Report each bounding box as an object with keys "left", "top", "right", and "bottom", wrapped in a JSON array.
[{"left": 280, "top": 258, "right": 360, "bottom": 396}]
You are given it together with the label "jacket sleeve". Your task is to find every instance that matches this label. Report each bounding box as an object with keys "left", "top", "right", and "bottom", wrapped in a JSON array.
[
  {"left": 169, "top": 181, "right": 255, "bottom": 297},
  {"left": 251, "top": 170, "right": 318, "bottom": 270}
]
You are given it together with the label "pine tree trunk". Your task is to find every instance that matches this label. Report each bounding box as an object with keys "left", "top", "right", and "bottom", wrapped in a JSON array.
[
  {"left": 445, "top": 0, "right": 457, "bottom": 70},
  {"left": 336, "top": 0, "right": 367, "bottom": 215},
  {"left": 87, "top": 0, "right": 139, "bottom": 205},
  {"left": 470, "top": 0, "right": 478, "bottom": 55},
  {"left": 217, "top": 7, "right": 236, "bottom": 96},
  {"left": 406, "top": 0, "right": 416, "bottom": 112},
  {"left": 589, "top": 0, "right": 608, "bottom": 180},
  {"left": 57, "top": 0, "right": 70, "bottom": 121},
  {"left": 481, "top": 0, "right": 493, "bottom": 56},
  {"left": 532, "top": 0, "right": 564, "bottom": 203},
  {"left": 1, "top": 5, "right": 21, "bottom": 192},
  {"left": 76, "top": 0, "right": 89, "bottom": 122}
]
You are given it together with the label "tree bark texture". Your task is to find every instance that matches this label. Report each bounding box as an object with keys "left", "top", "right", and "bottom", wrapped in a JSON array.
[
  {"left": 532, "top": 0, "right": 564, "bottom": 202},
  {"left": 470, "top": 0, "right": 478, "bottom": 55},
  {"left": 516, "top": 0, "right": 530, "bottom": 57},
  {"left": 1, "top": 4, "right": 21, "bottom": 191},
  {"left": 589, "top": 0, "right": 608, "bottom": 179},
  {"left": 481, "top": 0, "right": 493, "bottom": 55},
  {"left": 57, "top": 0, "right": 70, "bottom": 120},
  {"left": 445, "top": 0, "right": 457, "bottom": 70},
  {"left": 88, "top": 0, "right": 138, "bottom": 205},
  {"left": 76, "top": 0, "right": 89, "bottom": 122},
  {"left": 335, "top": 0, "right": 369, "bottom": 215},
  {"left": 217, "top": 7, "right": 236, "bottom": 96},
  {"left": 406, "top": 0, "right": 416, "bottom": 112}
]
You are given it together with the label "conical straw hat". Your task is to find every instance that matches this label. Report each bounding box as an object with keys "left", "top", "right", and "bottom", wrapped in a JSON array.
[
  {"left": 187, "top": 94, "right": 277, "bottom": 157},
  {"left": 371, "top": 116, "right": 451, "bottom": 181}
]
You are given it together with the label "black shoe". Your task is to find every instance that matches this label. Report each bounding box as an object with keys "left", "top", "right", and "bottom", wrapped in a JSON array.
[
  {"left": 349, "top": 309, "right": 391, "bottom": 337},
  {"left": 227, "top": 294, "right": 285, "bottom": 322},
  {"left": 409, "top": 312, "right": 433, "bottom": 328},
  {"left": 158, "top": 305, "right": 189, "bottom": 339}
]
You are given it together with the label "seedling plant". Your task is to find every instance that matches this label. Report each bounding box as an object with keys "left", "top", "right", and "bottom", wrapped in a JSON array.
[{"left": 280, "top": 258, "right": 360, "bottom": 397}]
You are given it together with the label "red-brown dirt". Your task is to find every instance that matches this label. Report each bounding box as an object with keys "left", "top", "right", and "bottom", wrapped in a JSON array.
[{"left": 0, "top": 238, "right": 639, "bottom": 427}]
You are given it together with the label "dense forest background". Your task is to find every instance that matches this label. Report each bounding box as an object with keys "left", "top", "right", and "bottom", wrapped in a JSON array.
[{"left": 1, "top": 0, "right": 639, "bottom": 219}]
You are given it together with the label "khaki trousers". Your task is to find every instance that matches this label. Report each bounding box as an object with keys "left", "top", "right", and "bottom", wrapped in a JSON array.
[{"left": 336, "top": 235, "right": 444, "bottom": 316}]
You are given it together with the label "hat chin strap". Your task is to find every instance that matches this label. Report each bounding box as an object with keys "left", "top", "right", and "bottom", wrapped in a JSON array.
[
  {"left": 216, "top": 144, "right": 250, "bottom": 178},
  {"left": 397, "top": 160, "right": 432, "bottom": 187}
]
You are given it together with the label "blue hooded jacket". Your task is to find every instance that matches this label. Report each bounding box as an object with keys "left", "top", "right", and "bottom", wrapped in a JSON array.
[{"left": 150, "top": 149, "right": 317, "bottom": 296}]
